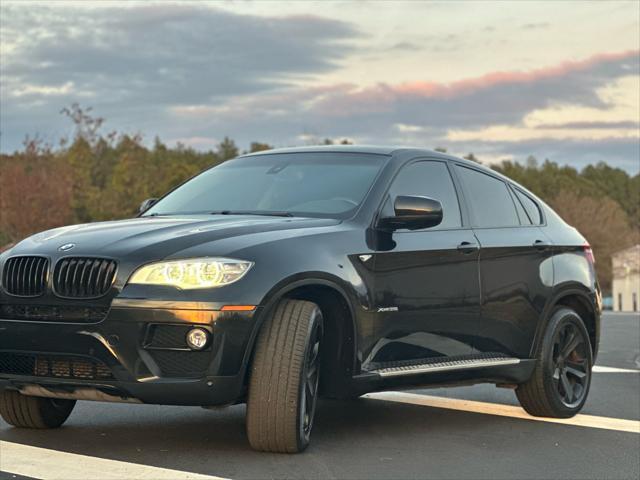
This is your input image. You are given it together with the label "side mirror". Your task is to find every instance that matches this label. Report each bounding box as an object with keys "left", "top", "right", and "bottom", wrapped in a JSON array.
[
  {"left": 378, "top": 195, "right": 443, "bottom": 231},
  {"left": 139, "top": 198, "right": 158, "bottom": 214}
]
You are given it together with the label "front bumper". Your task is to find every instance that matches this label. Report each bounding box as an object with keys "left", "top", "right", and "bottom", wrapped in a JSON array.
[{"left": 0, "top": 300, "right": 261, "bottom": 406}]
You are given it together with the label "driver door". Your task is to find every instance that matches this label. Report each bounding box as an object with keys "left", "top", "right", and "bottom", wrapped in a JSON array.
[{"left": 365, "top": 160, "right": 481, "bottom": 367}]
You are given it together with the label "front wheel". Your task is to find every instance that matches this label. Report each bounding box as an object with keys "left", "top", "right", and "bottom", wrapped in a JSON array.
[
  {"left": 0, "top": 390, "right": 76, "bottom": 428},
  {"left": 516, "top": 307, "right": 593, "bottom": 418},
  {"left": 246, "top": 299, "right": 323, "bottom": 453}
]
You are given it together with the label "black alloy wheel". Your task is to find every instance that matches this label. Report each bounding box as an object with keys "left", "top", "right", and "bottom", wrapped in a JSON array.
[
  {"left": 550, "top": 321, "right": 590, "bottom": 408},
  {"left": 516, "top": 307, "right": 593, "bottom": 418}
]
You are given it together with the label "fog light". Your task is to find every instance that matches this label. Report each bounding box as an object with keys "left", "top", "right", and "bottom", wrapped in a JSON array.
[{"left": 186, "top": 327, "right": 210, "bottom": 350}]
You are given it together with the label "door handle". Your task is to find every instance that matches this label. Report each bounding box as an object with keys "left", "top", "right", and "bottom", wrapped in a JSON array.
[
  {"left": 533, "top": 239, "right": 551, "bottom": 251},
  {"left": 457, "top": 241, "right": 479, "bottom": 254}
]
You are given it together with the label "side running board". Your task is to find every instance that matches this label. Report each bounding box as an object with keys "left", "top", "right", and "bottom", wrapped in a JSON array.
[{"left": 370, "top": 356, "right": 521, "bottom": 378}]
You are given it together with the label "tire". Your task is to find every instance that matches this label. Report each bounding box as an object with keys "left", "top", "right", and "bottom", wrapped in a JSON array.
[
  {"left": 516, "top": 307, "right": 593, "bottom": 418},
  {"left": 246, "top": 299, "right": 323, "bottom": 453},
  {"left": 0, "top": 390, "right": 76, "bottom": 428}
]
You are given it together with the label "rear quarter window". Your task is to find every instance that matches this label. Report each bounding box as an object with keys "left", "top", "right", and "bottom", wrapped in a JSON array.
[{"left": 513, "top": 188, "right": 543, "bottom": 225}]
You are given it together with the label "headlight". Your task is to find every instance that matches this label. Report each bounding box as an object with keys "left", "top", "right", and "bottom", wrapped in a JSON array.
[{"left": 128, "top": 258, "right": 253, "bottom": 290}]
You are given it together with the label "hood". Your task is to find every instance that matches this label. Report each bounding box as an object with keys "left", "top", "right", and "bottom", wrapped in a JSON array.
[{"left": 7, "top": 215, "right": 340, "bottom": 262}]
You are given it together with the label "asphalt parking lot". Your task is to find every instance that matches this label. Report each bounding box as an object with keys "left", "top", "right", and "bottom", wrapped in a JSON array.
[{"left": 1, "top": 312, "right": 638, "bottom": 480}]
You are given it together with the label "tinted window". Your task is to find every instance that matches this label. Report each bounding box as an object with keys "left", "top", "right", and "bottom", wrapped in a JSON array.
[
  {"left": 511, "top": 191, "right": 531, "bottom": 225},
  {"left": 455, "top": 166, "right": 519, "bottom": 228},
  {"left": 514, "top": 189, "right": 542, "bottom": 225},
  {"left": 385, "top": 161, "right": 461, "bottom": 229},
  {"left": 145, "top": 153, "right": 386, "bottom": 219}
]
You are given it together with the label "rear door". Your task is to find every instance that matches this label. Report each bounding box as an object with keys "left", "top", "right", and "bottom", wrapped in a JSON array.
[
  {"left": 366, "top": 160, "right": 481, "bottom": 366},
  {"left": 454, "top": 165, "right": 554, "bottom": 358}
]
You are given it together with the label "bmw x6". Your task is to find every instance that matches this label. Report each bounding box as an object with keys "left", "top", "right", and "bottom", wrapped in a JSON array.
[{"left": 0, "top": 146, "right": 601, "bottom": 453}]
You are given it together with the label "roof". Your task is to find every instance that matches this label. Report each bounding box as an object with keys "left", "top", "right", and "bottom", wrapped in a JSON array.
[
  {"left": 612, "top": 245, "right": 640, "bottom": 277},
  {"left": 613, "top": 244, "right": 640, "bottom": 255},
  {"left": 242, "top": 144, "right": 505, "bottom": 174},
  {"left": 236, "top": 144, "right": 549, "bottom": 210},
  {"left": 612, "top": 245, "right": 640, "bottom": 261},
  {"left": 241, "top": 145, "right": 404, "bottom": 157}
]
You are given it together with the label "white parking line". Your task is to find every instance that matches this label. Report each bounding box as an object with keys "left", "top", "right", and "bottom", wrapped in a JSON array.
[
  {"left": 0, "top": 441, "right": 229, "bottom": 480},
  {"left": 365, "top": 392, "right": 640, "bottom": 434},
  {"left": 1, "top": 364, "right": 637, "bottom": 480},
  {"left": 593, "top": 365, "right": 640, "bottom": 373}
]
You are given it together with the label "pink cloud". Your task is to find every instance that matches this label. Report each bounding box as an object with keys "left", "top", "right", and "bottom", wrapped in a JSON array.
[
  {"left": 313, "top": 50, "right": 639, "bottom": 116},
  {"left": 397, "top": 50, "right": 639, "bottom": 97}
]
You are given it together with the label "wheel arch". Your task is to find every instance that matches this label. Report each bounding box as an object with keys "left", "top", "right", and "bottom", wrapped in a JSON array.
[
  {"left": 243, "top": 274, "right": 359, "bottom": 399},
  {"left": 532, "top": 288, "right": 600, "bottom": 360}
]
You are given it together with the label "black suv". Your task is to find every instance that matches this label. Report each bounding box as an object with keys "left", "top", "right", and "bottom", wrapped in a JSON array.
[{"left": 0, "top": 146, "right": 601, "bottom": 453}]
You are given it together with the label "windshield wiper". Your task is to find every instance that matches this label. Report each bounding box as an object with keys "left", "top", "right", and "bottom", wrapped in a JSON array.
[{"left": 210, "top": 210, "right": 294, "bottom": 218}]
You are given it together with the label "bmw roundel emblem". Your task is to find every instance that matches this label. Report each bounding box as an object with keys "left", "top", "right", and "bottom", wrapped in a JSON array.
[{"left": 58, "top": 243, "right": 76, "bottom": 252}]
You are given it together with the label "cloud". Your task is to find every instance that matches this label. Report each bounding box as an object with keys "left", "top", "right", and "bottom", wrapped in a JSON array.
[
  {"left": 166, "top": 49, "right": 638, "bottom": 171},
  {"left": 0, "top": 3, "right": 638, "bottom": 172},
  {"left": 453, "top": 137, "right": 640, "bottom": 172},
  {"left": 10, "top": 81, "right": 76, "bottom": 98},
  {"left": 307, "top": 50, "right": 639, "bottom": 125},
  {"left": 2, "top": 5, "right": 357, "bottom": 103},
  {"left": 387, "top": 41, "right": 423, "bottom": 52},
  {"left": 533, "top": 120, "right": 640, "bottom": 130},
  {"left": 186, "top": 49, "right": 638, "bottom": 137},
  {"left": 0, "top": 3, "right": 359, "bottom": 147},
  {"left": 446, "top": 124, "right": 638, "bottom": 142},
  {"left": 521, "top": 22, "right": 550, "bottom": 30}
]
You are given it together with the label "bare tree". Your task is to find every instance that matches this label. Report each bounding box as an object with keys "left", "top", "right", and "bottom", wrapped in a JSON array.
[
  {"left": 60, "top": 103, "right": 105, "bottom": 145},
  {"left": 549, "top": 191, "right": 638, "bottom": 292}
]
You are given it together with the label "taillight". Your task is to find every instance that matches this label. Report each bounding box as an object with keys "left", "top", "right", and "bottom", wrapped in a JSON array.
[{"left": 583, "top": 243, "right": 595, "bottom": 264}]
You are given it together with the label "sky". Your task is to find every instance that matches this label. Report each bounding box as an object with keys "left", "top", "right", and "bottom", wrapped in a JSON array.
[{"left": 1, "top": 0, "right": 639, "bottom": 172}]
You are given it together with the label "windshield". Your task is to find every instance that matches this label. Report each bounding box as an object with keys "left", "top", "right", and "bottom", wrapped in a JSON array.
[{"left": 144, "top": 152, "right": 388, "bottom": 219}]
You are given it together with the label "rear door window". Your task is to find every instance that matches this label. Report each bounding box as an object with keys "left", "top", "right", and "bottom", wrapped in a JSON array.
[{"left": 455, "top": 166, "right": 519, "bottom": 228}]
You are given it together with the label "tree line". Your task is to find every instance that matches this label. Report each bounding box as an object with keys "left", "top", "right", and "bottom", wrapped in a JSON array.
[{"left": 1, "top": 106, "right": 638, "bottom": 294}]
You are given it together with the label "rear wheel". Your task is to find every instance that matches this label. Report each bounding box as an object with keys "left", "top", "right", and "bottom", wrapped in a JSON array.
[
  {"left": 246, "top": 299, "right": 323, "bottom": 453},
  {"left": 0, "top": 390, "right": 76, "bottom": 428},
  {"left": 516, "top": 307, "right": 592, "bottom": 418}
]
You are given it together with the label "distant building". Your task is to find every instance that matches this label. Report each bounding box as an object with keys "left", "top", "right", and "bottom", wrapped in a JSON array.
[{"left": 612, "top": 245, "right": 640, "bottom": 312}]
